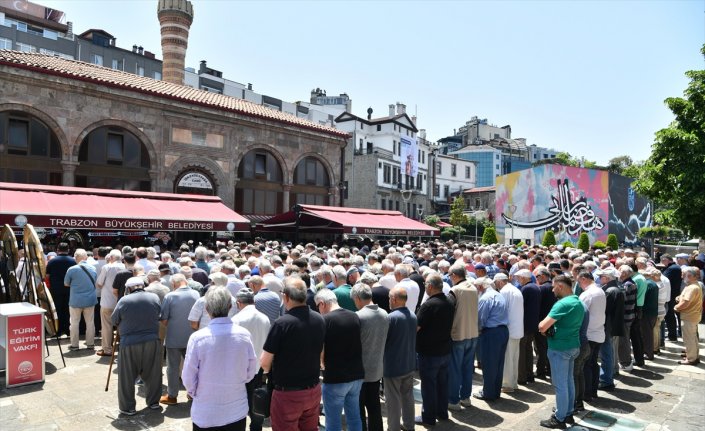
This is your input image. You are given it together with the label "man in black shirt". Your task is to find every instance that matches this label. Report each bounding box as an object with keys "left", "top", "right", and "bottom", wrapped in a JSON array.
[
  {"left": 416, "top": 273, "right": 454, "bottom": 427},
  {"left": 261, "top": 277, "right": 326, "bottom": 431},
  {"left": 315, "top": 288, "right": 365, "bottom": 431}
]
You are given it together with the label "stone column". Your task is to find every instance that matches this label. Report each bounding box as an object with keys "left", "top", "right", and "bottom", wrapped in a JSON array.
[
  {"left": 328, "top": 186, "right": 338, "bottom": 207},
  {"left": 282, "top": 184, "right": 292, "bottom": 212},
  {"left": 61, "top": 160, "right": 79, "bottom": 186},
  {"left": 149, "top": 169, "right": 160, "bottom": 192}
]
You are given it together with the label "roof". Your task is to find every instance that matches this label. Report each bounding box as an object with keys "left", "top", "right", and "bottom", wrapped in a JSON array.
[
  {"left": 78, "top": 29, "right": 115, "bottom": 40},
  {"left": 463, "top": 186, "right": 496, "bottom": 194},
  {"left": 0, "top": 182, "right": 250, "bottom": 232},
  {"left": 0, "top": 50, "right": 348, "bottom": 138},
  {"left": 335, "top": 111, "right": 419, "bottom": 133},
  {"left": 259, "top": 204, "right": 438, "bottom": 236}
]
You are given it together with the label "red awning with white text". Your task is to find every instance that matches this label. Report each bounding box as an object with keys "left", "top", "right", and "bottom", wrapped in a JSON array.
[
  {"left": 0, "top": 182, "right": 250, "bottom": 232},
  {"left": 259, "top": 204, "right": 438, "bottom": 236}
]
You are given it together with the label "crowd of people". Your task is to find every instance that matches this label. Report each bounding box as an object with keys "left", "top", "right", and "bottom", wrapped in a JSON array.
[{"left": 34, "top": 239, "right": 705, "bottom": 430}]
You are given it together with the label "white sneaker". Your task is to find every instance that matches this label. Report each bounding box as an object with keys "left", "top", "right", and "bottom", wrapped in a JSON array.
[
  {"left": 448, "top": 402, "right": 462, "bottom": 411},
  {"left": 620, "top": 362, "right": 634, "bottom": 372},
  {"left": 459, "top": 397, "right": 472, "bottom": 407}
]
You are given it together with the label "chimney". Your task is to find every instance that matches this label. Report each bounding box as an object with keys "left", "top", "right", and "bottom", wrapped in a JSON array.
[
  {"left": 138, "top": 46, "right": 144, "bottom": 55},
  {"left": 247, "top": 83, "right": 252, "bottom": 91},
  {"left": 132, "top": 44, "right": 138, "bottom": 53},
  {"left": 396, "top": 102, "right": 406, "bottom": 115},
  {"left": 420, "top": 129, "right": 426, "bottom": 139},
  {"left": 411, "top": 115, "right": 417, "bottom": 125},
  {"left": 157, "top": 0, "right": 194, "bottom": 85},
  {"left": 66, "top": 21, "right": 73, "bottom": 39},
  {"left": 389, "top": 104, "right": 395, "bottom": 116}
]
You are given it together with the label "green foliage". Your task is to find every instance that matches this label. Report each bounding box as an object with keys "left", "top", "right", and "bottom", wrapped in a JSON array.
[
  {"left": 607, "top": 155, "right": 633, "bottom": 175},
  {"left": 449, "top": 196, "right": 469, "bottom": 226},
  {"left": 481, "top": 226, "right": 498, "bottom": 245},
  {"left": 577, "top": 233, "right": 590, "bottom": 252},
  {"left": 424, "top": 215, "right": 440, "bottom": 227},
  {"left": 441, "top": 226, "right": 465, "bottom": 240},
  {"left": 516, "top": 241, "right": 526, "bottom": 248},
  {"left": 562, "top": 241, "right": 574, "bottom": 249},
  {"left": 633, "top": 45, "right": 705, "bottom": 237},
  {"left": 534, "top": 152, "right": 599, "bottom": 169},
  {"left": 638, "top": 226, "right": 684, "bottom": 240},
  {"left": 653, "top": 210, "right": 676, "bottom": 226},
  {"left": 606, "top": 234, "right": 619, "bottom": 250},
  {"left": 542, "top": 230, "right": 557, "bottom": 247},
  {"left": 592, "top": 240, "right": 607, "bottom": 250}
]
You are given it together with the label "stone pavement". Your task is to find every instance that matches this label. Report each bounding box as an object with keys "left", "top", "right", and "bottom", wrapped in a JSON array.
[{"left": 1, "top": 325, "right": 704, "bottom": 431}]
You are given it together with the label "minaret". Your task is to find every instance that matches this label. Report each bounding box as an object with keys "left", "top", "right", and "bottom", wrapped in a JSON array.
[{"left": 157, "top": 0, "right": 194, "bottom": 85}]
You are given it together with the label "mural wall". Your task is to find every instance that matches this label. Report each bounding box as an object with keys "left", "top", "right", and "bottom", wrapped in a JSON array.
[
  {"left": 495, "top": 165, "right": 610, "bottom": 245},
  {"left": 608, "top": 173, "right": 652, "bottom": 245}
]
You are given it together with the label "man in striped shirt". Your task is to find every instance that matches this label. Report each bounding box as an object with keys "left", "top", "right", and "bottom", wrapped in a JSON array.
[{"left": 250, "top": 275, "right": 282, "bottom": 325}]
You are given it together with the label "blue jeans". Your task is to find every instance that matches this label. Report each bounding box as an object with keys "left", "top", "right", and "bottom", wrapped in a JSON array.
[
  {"left": 548, "top": 348, "right": 579, "bottom": 422},
  {"left": 322, "top": 379, "right": 363, "bottom": 431},
  {"left": 418, "top": 353, "right": 450, "bottom": 425},
  {"left": 448, "top": 338, "right": 478, "bottom": 404},
  {"left": 599, "top": 336, "right": 615, "bottom": 386}
]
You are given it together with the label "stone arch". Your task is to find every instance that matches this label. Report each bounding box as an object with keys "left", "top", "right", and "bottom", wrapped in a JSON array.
[
  {"left": 72, "top": 119, "right": 157, "bottom": 170},
  {"left": 291, "top": 152, "right": 337, "bottom": 187},
  {"left": 236, "top": 143, "right": 289, "bottom": 183},
  {"left": 166, "top": 155, "right": 227, "bottom": 193},
  {"left": 0, "top": 103, "right": 70, "bottom": 158}
]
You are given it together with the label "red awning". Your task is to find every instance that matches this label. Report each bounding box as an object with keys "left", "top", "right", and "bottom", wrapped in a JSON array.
[
  {"left": 436, "top": 221, "right": 452, "bottom": 228},
  {"left": 0, "top": 182, "right": 250, "bottom": 232},
  {"left": 259, "top": 204, "right": 439, "bottom": 236}
]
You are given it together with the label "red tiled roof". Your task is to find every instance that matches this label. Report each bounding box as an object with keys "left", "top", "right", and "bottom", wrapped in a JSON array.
[{"left": 0, "top": 50, "right": 348, "bottom": 138}]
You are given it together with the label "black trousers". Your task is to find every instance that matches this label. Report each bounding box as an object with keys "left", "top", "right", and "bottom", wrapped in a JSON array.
[
  {"left": 518, "top": 332, "right": 535, "bottom": 383},
  {"left": 583, "top": 341, "right": 602, "bottom": 399},
  {"left": 534, "top": 331, "right": 550, "bottom": 376},
  {"left": 630, "top": 311, "right": 645, "bottom": 365},
  {"left": 245, "top": 369, "right": 265, "bottom": 431},
  {"left": 193, "top": 417, "right": 246, "bottom": 431},
  {"left": 359, "top": 380, "right": 383, "bottom": 431},
  {"left": 665, "top": 299, "right": 681, "bottom": 340}
]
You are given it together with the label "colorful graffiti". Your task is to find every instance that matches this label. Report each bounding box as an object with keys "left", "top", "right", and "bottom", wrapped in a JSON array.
[
  {"left": 496, "top": 165, "right": 610, "bottom": 244},
  {"left": 608, "top": 174, "right": 652, "bottom": 245}
]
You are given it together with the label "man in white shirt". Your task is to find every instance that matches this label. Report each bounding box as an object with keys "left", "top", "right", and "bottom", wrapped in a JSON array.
[
  {"left": 95, "top": 249, "right": 125, "bottom": 356},
  {"left": 232, "top": 288, "right": 271, "bottom": 431},
  {"left": 260, "top": 259, "right": 284, "bottom": 295},
  {"left": 394, "top": 264, "right": 420, "bottom": 313},
  {"left": 497, "top": 273, "right": 524, "bottom": 392},
  {"left": 379, "top": 259, "right": 397, "bottom": 291},
  {"left": 577, "top": 271, "right": 606, "bottom": 401}
]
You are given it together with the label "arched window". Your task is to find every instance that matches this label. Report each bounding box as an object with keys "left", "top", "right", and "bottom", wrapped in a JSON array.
[
  {"left": 235, "top": 149, "right": 283, "bottom": 215},
  {"left": 76, "top": 126, "right": 151, "bottom": 191},
  {"left": 291, "top": 157, "right": 330, "bottom": 206},
  {"left": 174, "top": 169, "right": 216, "bottom": 196},
  {"left": 0, "top": 111, "right": 62, "bottom": 185}
]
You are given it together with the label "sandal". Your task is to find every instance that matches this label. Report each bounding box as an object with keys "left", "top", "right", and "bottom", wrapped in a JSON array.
[{"left": 96, "top": 349, "right": 112, "bottom": 357}]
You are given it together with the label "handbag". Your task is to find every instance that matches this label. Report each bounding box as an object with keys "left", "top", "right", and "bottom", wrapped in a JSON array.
[{"left": 252, "top": 373, "right": 272, "bottom": 419}]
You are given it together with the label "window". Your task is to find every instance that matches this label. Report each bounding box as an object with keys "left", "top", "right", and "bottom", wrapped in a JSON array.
[
  {"left": 381, "top": 198, "right": 386, "bottom": 210},
  {"left": 91, "top": 54, "right": 103, "bottom": 66},
  {"left": 43, "top": 29, "right": 58, "bottom": 40},
  {"left": 543, "top": 154, "right": 548, "bottom": 159},
  {"left": 417, "top": 173, "right": 423, "bottom": 190},
  {"left": 0, "top": 37, "right": 11, "bottom": 50},
  {"left": 451, "top": 164, "right": 457, "bottom": 177},
  {"left": 436, "top": 161, "right": 442, "bottom": 175},
  {"left": 137, "top": 66, "right": 144, "bottom": 76},
  {"left": 360, "top": 122, "right": 363, "bottom": 130},
  {"left": 434, "top": 184, "right": 440, "bottom": 197},
  {"left": 476, "top": 198, "right": 481, "bottom": 209},
  {"left": 377, "top": 124, "right": 381, "bottom": 131},
  {"left": 106, "top": 133, "right": 123, "bottom": 164},
  {"left": 16, "top": 22, "right": 27, "bottom": 32},
  {"left": 392, "top": 166, "right": 400, "bottom": 185},
  {"left": 392, "top": 140, "right": 396, "bottom": 155},
  {"left": 16, "top": 42, "right": 36, "bottom": 53},
  {"left": 395, "top": 201, "right": 399, "bottom": 211},
  {"left": 465, "top": 166, "right": 471, "bottom": 179},
  {"left": 421, "top": 151, "right": 425, "bottom": 164},
  {"left": 496, "top": 164, "right": 499, "bottom": 170},
  {"left": 388, "top": 199, "right": 393, "bottom": 211},
  {"left": 383, "top": 164, "right": 391, "bottom": 183},
  {"left": 8, "top": 119, "right": 29, "bottom": 154},
  {"left": 444, "top": 185, "right": 449, "bottom": 197},
  {"left": 496, "top": 154, "right": 500, "bottom": 160},
  {"left": 110, "top": 59, "right": 122, "bottom": 70},
  {"left": 255, "top": 154, "right": 266, "bottom": 175}
]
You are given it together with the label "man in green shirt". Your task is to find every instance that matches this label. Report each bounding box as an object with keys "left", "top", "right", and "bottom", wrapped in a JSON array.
[{"left": 538, "top": 275, "right": 585, "bottom": 429}]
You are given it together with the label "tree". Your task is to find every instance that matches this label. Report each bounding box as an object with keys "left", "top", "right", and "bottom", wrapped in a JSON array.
[
  {"left": 542, "top": 230, "right": 556, "bottom": 246},
  {"left": 449, "top": 196, "right": 469, "bottom": 226},
  {"left": 482, "top": 226, "right": 498, "bottom": 245},
  {"left": 607, "top": 155, "right": 633, "bottom": 175},
  {"left": 606, "top": 234, "right": 619, "bottom": 250},
  {"left": 424, "top": 215, "right": 440, "bottom": 227},
  {"left": 533, "top": 151, "right": 599, "bottom": 169},
  {"left": 633, "top": 44, "right": 705, "bottom": 238},
  {"left": 577, "top": 233, "right": 590, "bottom": 252}
]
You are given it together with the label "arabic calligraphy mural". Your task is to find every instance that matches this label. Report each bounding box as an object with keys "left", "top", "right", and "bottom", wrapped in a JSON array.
[{"left": 495, "top": 165, "right": 610, "bottom": 244}]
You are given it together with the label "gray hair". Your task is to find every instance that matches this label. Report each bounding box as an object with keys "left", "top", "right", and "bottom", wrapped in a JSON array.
[
  {"left": 618, "top": 265, "right": 634, "bottom": 276},
  {"left": 359, "top": 271, "right": 378, "bottom": 286},
  {"left": 394, "top": 264, "right": 410, "bottom": 279},
  {"left": 248, "top": 275, "right": 264, "bottom": 288},
  {"left": 448, "top": 264, "right": 466, "bottom": 279},
  {"left": 205, "top": 286, "right": 232, "bottom": 318},
  {"left": 315, "top": 288, "right": 337, "bottom": 305},
  {"left": 514, "top": 269, "right": 532, "bottom": 280},
  {"left": 238, "top": 265, "right": 251, "bottom": 277},
  {"left": 236, "top": 287, "right": 255, "bottom": 304},
  {"left": 381, "top": 259, "right": 395, "bottom": 272},
  {"left": 426, "top": 273, "right": 443, "bottom": 291},
  {"left": 209, "top": 272, "right": 228, "bottom": 287},
  {"left": 109, "top": 249, "right": 122, "bottom": 261},
  {"left": 350, "top": 283, "right": 373, "bottom": 301},
  {"left": 259, "top": 259, "right": 272, "bottom": 273},
  {"left": 195, "top": 246, "right": 208, "bottom": 260},
  {"left": 282, "top": 276, "right": 307, "bottom": 303},
  {"left": 682, "top": 266, "right": 701, "bottom": 281},
  {"left": 221, "top": 260, "right": 237, "bottom": 272},
  {"left": 332, "top": 265, "right": 347, "bottom": 281},
  {"left": 146, "top": 247, "right": 157, "bottom": 259},
  {"left": 74, "top": 248, "right": 88, "bottom": 260},
  {"left": 171, "top": 273, "right": 186, "bottom": 287},
  {"left": 180, "top": 266, "right": 193, "bottom": 278}
]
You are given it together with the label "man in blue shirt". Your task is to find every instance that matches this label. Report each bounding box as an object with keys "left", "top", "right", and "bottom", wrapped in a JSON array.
[
  {"left": 474, "top": 277, "right": 509, "bottom": 401},
  {"left": 64, "top": 248, "right": 97, "bottom": 350}
]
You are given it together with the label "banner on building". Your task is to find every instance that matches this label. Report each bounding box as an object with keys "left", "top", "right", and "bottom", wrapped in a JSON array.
[{"left": 400, "top": 136, "right": 418, "bottom": 177}]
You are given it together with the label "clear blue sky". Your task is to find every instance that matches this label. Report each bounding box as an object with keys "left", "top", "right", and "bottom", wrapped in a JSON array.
[{"left": 43, "top": 0, "right": 703, "bottom": 165}]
